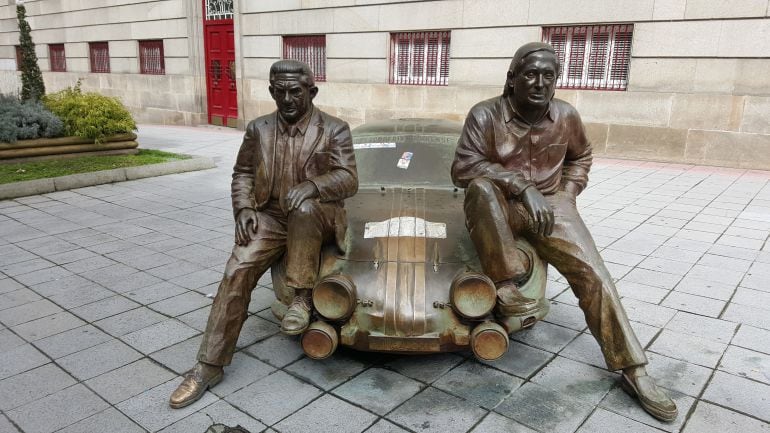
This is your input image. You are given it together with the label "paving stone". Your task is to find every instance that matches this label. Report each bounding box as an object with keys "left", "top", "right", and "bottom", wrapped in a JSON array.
[
  {"left": 703, "top": 371, "right": 770, "bottom": 422},
  {"left": 731, "top": 287, "right": 770, "bottom": 311},
  {"left": 722, "top": 303, "right": 770, "bottom": 330},
  {"left": 649, "top": 329, "right": 727, "bottom": 368},
  {"left": 58, "top": 339, "right": 143, "bottom": 380},
  {"left": 121, "top": 319, "right": 200, "bottom": 354},
  {"left": 11, "top": 311, "right": 86, "bottom": 342},
  {"left": 211, "top": 352, "right": 275, "bottom": 397},
  {"left": 0, "top": 258, "right": 54, "bottom": 277},
  {"left": 125, "top": 281, "right": 187, "bottom": 304},
  {"left": 150, "top": 335, "right": 203, "bottom": 375},
  {"left": 48, "top": 283, "right": 114, "bottom": 309},
  {"left": 0, "top": 278, "right": 23, "bottom": 295},
  {"left": 0, "top": 328, "right": 25, "bottom": 350},
  {"left": 70, "top": 295, "right": 141, "bottom": 322},
  {"left": 740, "top": 271, "right": 770, "bottom": 293},
  {"left": 544, "top": 301, "right": 588, "bottom": 331},
  {"left": 645, "top": 352, "right": 713, "bottom": 397},
  {"left": 0, "top": 363, "right": 76, "bottom": 411},
  {"left": 177, "top": 306, "right": 212, "bottom": 331},
  {"left": 33, "top": 324, "right": 112, "bottom": 359},
  {"left": 94, "top": 306, "right": 168, "bottom": 336},
  {"left": 6, "top": 384, "right": 110, "bottom": 433},
  {"left": 0, "top": 414, "right": 20, "bottom": 433},
  {"left": 664, "top": 311, "right": 737, "bottom": 344},
  {"left": 616, "top": 280, "right": 670, "bottom": 304},
  {"left": 243, "top": 333, "right": 304, "bottom": 368},
  {"left": 235, "top": 315, "right": 280, "bottom": 348},
  {"left": 495, "top": 382, "right": 594, "bottom": 433},
  {"left": 622, "top": 268, "right": 683, "bottom": 290},
  {"left": 732, "top": 325, "right": 770, "bottom": 355},
  {"left": 13, "top": 266, "right": 73, "bottom": 286},
  {"left": 481, "top": 340, "right": 553, "bottom": 378},
  {"left": 0, "top": 288, "right": 42, "bottom": 311},
  {"left": 661, "top": 291, "right": 726, "bottom": 317},
  {"left": 682, "top": 401, "right": 770, "bottom": 433},
  {"left": 62, "top": 255, "right": 118, "bottom": 274},
  {"left": 0, "top": 299, "right": 61, "bottom": 327},
  {"left": 531, "top": 356, "right": 616, "bottom": 405},
  {"left": 117, "top": 379, "right": 218, "bottom": 432},
  {"left": 286, "top": 353, "right": 367, "bottom": 390},
  {"left": 384, "top": 352, "right": 464, "bottom": 384},
  {"left": 599, "top": 386, "right": 695, "bottom": 432},
  {"left": 78, "top": 262, "right": 140, "bottom": 286},
  {"left": 469, "top": 412, "right": 537, "bottom": 433},
  {"left": 146, "top": 259, "right": 205, "bottom": 279},
  {"left": 158, "top": 400, "right": 266, "bottom": 433},
  {"left": 275, "top": 394, "right": 378, "bottom": 433},
  {"left": 85, "top": 358, "right": 176, "bottom": 404},
  {"left": 388, "top": 387, "right": 487, "bottom": 433},
  {"left": 226, "top": 371, "right": 322, "bottom": 425},
  {"left": 621, "top": 298, "right": 677, "bottom": 328},
  {"left": 30, "top": 274, "right": 95, "bottom": 297},
  {"left": 149, "top": 291, "right": 212, "bottom": 317},
  {"left": 577, "top": 407, "right": 663, "bottom": 433},
  {"left": 433, "top": 360, "right": 522, "bottom": 409},
  {"left": 55, "top": 407, "right": 146, "bottom": 433},
  {"left": 45, "top": 248, "right": 97, "bottom": 265},
  {"left": 718, "top": 345, "right": 770, "bottom": 385},
  {"left": 559, "top": 332, "right": 608, "bottom": 369},
  {"left": 673, "top": 275, "right": 737, "bottom": 300},
  {"left": 246, "top": 285, "right": 276, "bottom": 313},
  {"left": 168, "top": 268, "right": 222, "bottom": 290}
]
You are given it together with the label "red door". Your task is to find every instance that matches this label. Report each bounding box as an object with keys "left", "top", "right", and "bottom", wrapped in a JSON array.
[{"left": 204, "top": 22, "right": 238, "bottom": 127}]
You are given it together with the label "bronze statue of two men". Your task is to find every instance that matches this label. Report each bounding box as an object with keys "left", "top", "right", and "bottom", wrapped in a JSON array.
[{"left": 169, "top": 44, "right": 678, "bottom": 423}]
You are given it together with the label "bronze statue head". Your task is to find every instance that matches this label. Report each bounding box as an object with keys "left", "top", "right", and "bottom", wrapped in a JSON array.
[
  {"left": 268, "top": 59, "right": 318, "bottom": 123},
  {"left": 503, "top": 42, "right": 560, "bottom": 115}
]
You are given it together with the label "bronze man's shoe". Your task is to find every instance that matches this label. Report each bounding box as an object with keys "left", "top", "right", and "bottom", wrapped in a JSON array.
[
  {"left": 621, "top": 372, "right": 678, "bottom": 422},
  {"left": 169, "top": 363, "right": 223, "bottom": 409},
  {"left": 281, "top": 295, "right": 312, "bottom": 335},
  {"left": 495, "top": 282, "right": 539, "bottom": 317}
]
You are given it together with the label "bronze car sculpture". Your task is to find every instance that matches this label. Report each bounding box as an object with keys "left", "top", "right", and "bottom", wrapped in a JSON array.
[{"left": 269, "top": 118, "right": 549, "bottom": 361}]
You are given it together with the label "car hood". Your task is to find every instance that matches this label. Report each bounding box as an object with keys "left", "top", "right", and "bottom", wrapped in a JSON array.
[{"left": 340, "top": 186, "right": 477, "bottom": 264}]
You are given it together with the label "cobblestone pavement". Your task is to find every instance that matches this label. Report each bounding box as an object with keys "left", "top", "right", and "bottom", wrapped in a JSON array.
[{"left": 1, "top": 125, "right": 770, "bottom": 433}]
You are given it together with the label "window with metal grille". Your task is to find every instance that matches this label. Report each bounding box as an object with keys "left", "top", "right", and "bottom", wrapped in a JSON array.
[
  {"left": 139, "top": 40, "right": 165, "bottom": 75},
  {"left": 49, "top": 44, "right": 66, "bottom": 72},
  {"left": 282, "top": 35, "right": 326, "bottom": 82},
  {"left": 542, "top": 24, "right": 632, "bottom": 91},
  {"left": 15, "top": 45, "right": 21, "bottom": 71},
  {"left": 89, "top": 42, "right": 110, "bottom": 73},
  {"left": 205, "top": 0, "right": 233, "bottom": 20},
  {"left": 389, "top": 31, "right": 450, "bottom": 86}
]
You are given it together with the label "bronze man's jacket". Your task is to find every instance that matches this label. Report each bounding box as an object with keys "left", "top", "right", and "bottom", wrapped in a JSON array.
[
  {"left": 230, "top": 107, "right": 358, "bottom": 249},
  {"left": 451, "top": 95, "right": 592, "bottom": 197}
]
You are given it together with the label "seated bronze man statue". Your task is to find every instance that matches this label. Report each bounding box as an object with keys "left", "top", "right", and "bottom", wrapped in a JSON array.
[
  {"left": 451, "top": 42, "right": 677, "bottom": 422},
  {"left": 169, "top": 59, "right": 358, "bottom": 408}
]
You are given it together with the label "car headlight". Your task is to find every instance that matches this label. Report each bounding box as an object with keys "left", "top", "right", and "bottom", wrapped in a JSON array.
[
  {"left": 450, "top": 272, "right": 496, "bottom": 319},
  {"left": 313, "top": 274, "right": 357, "bottom": 321}
]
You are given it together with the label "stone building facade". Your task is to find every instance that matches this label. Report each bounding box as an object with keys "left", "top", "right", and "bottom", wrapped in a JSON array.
[{"left": 1, "top": 0, "right": 769, "bottom": 168}]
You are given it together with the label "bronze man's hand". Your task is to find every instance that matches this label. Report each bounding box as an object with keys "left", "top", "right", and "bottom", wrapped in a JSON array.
[
  {"left": 521, "top": 186, "right": 554, "bottom": 236},
  {"left": 235, "top": 208, "right": 258, "bottom": 246},
  {"left": 285, "top": 181, "right": 319, "bottom": 212}
]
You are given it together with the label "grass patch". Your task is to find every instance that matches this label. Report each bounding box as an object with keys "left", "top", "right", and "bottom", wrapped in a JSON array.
[{"left": 0, "top": 149, "right": 190, "bottom": 184}]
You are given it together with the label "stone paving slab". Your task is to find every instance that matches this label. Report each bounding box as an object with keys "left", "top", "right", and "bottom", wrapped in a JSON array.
[{"left": 0, "top": 125, "right": 769, "bottom": 432}]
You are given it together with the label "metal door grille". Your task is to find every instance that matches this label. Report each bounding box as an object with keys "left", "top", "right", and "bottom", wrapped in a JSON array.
[
  {"left": 139, "top": 40, "right": 165, "bottom": 75},
  {"left": 205, "top": 0, "right": 233, "bottom": 20},
  {"left": 542, "top": 24, "right": 633, "bottom": 91},
  {"left": 389, "top": 31, "right": 451, "bottom": 86},
  {"left": 89, "top": 42, "right": 110, "bottom": 73},
  {"left": 283, "top": 35, "right": 326, "bottom": 82},
  {"left": 49, "top": 44, "right": 66, "bottom": 72}
]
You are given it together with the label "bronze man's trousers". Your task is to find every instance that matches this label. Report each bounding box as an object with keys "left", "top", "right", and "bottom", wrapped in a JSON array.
[
  {"left": 198, "top": 199, "right": 337, "bottom": 366},
  {"left": 464, "top": 178, "right": 646, "bottom": 371}
]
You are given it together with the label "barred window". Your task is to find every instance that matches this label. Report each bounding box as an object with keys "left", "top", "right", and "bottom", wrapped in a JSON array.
[
  {"left": 49, "top": 44, "right": 66, "bottom": 72},
  {"left": 389, "top": 31, "right": 450, "bottom": 86},
  {"left": 542, "top": 24, "right": 633, "bottom": 91},
  {"left": 139, "top": 40, "right": 165, "bottom": 75},
  {"left": 15, "top": 45, "right": 21, "bottom": 71},
  {"left": 283, "top": 35, "right": 326, "bottom": 82},
  {"left": 89, "top": 42, "right": 110, "bottom": 73}
]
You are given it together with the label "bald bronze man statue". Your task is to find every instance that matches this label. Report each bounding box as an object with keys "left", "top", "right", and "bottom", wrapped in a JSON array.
[
  {"left": 169, "top": 60, "right": 357, "bottom": 408},
  {"left": 452, "top": 42, "right": 677, "bottom": 422}
]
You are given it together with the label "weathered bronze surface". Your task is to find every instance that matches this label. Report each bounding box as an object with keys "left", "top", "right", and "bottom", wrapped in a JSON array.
[
  {"left": 451, "top": 42, "right": 678, "bottom": 422},
  {"left": 169, "top": 59, "right": 358, "bottom": 408}
]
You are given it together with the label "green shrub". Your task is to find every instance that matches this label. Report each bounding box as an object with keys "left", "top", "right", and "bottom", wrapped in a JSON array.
[
  {"left": 0, "top": 94, "right": 64, "bottom": 143},
  {"left": 43, "top": 82, "right": 136, "bottom": 143}
]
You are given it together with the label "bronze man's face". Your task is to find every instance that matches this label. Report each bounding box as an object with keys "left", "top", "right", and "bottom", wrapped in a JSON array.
[
  {"left": 511, "top": 51, "right": 558, "bottom": 112},
  {"left": 269, "top": 73, "right": 317, "bottom": 123}
]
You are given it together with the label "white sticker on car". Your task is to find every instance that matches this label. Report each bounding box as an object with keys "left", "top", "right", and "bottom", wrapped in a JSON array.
[
  {"left": 364, "top": 217, "right": 447, "bottom": 239},
  {"left": 353, "top": 142, "right": 397, "bottom": 149}
]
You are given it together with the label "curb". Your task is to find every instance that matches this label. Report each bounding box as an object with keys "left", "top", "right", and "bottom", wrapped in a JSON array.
[{"left": 0, "top": 156, "right": 216, "bottom": 200}]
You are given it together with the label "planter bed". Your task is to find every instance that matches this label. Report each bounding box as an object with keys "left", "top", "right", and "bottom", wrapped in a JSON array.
[{"left": 0, "top": 133, "right": 138, "bottom": 160}]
